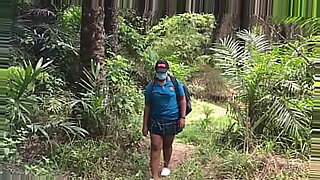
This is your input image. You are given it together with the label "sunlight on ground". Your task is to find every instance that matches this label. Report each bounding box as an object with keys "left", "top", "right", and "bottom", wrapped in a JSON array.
[{"left": 187, "top": 99, "right": 227, "bottom": 124}]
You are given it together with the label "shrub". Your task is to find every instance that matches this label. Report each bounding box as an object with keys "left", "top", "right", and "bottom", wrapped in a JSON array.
[
  {"left": 13, "top": 16, "right": 79, "bottom": 82},
  {"left": 118, "top": 17, "right": 146, "bottom": 55},
  {"left": 76, "top": 56, "right": 143, "bottom": 143},
  {"left": 213, "top": 30, "right": 312, "bottom": 154},
  {"left": 58, "top": 6, "right": 81, "bottom": 37},
  {"left": 49, "top": 139, "right": 148, "bottom": 179},
  {"left": 147, "top": 13, "right": 215, "bottom": 64}
]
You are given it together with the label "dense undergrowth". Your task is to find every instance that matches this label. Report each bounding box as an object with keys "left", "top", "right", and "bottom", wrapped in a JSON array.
[
  {"left": 3, "top": 3, "right": 318, "bottom": 179},
  {"left": 173, "top": 102, "right": 308, "bottom": 180}
]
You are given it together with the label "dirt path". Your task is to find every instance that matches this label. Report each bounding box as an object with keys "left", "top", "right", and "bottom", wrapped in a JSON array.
[
  {"left": 144, "top": 140, "right": 194, "bottom": 179},
  {"left": 165, "top": 142, "right": 194, "bottom": 169}
]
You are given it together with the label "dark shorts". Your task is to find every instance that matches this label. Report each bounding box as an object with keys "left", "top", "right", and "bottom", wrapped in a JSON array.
[{"left": 148, "top": 118, "right": 182, "bottom": 136}]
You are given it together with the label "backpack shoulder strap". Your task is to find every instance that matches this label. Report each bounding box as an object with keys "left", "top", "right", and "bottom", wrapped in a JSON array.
[
  {"left": 170, "top": 76, "right": 178, "bottom": 92},
  {"left": 169, "top": 75, "right": 180, "bottom": 108},
  {"left": 149, "top": 80, "right": 155, "bottom": 105}
]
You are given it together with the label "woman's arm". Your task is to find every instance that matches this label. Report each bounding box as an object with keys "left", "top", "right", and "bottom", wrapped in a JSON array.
[
  {"left": 179, "top": 96, "right": 186, "bottom": 118},
  {"left": 142, "top": 104, "right": 151, "bottom": 136},
  {"left": 179, "top": 96, "right": 186, "bottom": 128}
]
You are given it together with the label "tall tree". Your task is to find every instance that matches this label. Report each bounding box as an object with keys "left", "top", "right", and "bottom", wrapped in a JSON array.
[
  {"left": 104, "top": 0, "right": 118, "bottom": 54},
  {"left": 166, "top": 0, "right": 175, "bottom": 16},
  {"left": 137, "top": 0, "right": 146, "bottom": 16},
  {"left": 240, "top": 0, "right": 251, "bottom": 30},
  {"left": 80, "top": 0, "right": 105, "bottom": 74},
  {"left": 39, "top": 0, "right": 51, "bottom": 7}
]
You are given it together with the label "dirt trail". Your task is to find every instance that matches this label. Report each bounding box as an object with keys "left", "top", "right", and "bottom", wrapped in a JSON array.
[
  {"left": 165, "top": 142, "right": 194, "bottom": 169},
  {"left": 144, "top": 140, "right": 194, "bottom": 179}
]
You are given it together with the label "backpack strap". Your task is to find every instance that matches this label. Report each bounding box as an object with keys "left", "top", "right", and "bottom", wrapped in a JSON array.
[
  {"left": 169, "top": 75, "right": 181, "bottom": 117},
  {"left": 149, "top": 80, "right": 155, "bottom": 105}
]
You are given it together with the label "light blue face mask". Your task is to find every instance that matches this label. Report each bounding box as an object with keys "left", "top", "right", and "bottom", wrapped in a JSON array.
[{"left": 156, "top": 72, "right": 167, "bottom": 80}]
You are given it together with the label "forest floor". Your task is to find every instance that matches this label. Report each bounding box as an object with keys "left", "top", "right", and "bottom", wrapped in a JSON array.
[
  {"left": 144, "top": 100, "right": 227, "bottom": 179},
  {"left": 144, "top": 100, "right": 308, "bottom": 179}
]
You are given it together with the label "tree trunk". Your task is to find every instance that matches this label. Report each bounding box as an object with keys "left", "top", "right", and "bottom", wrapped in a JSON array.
[
  {"left": 166, "top": 0, "right": 175, "bottom": 17},
  {"left": 80, "top": 0, "right": 105, "bottom": 74},
  {"left": 185, "top": 0, "right": 192, "bottom": 12},
  {"left": 176, "top": 0, "right": 186, "bottom": 14},
  {"left": 54, "top": 0, "right": 62, "bottom": 9},
  {"left": 104, "top": 0, "right": 118, "bottom": 54},
  {"left": 212, "top": 0, "right": 228, "bottom": 42},
  {"left": 240, "top": 0, "right": 250, "bottom": 30},
  {"left": 137, "top": 0, "right": 146, "bottom": 16},
  {"left": 40, "top": 0, "right": 51, "bottom": 7}
]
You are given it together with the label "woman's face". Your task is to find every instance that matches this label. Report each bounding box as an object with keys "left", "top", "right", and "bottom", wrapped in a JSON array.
[{"left": 156, "top": 72, "right": 167, "bottom": 80}]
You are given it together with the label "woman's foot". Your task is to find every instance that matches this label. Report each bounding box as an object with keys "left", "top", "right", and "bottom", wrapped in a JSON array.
[{"left": 160, "top": 167, "right": 171, "bottom": 176}]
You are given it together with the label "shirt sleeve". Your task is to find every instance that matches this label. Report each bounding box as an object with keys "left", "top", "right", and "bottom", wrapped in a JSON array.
[
  {"left": 145, "top": 83, "right": 152, "bottom": 104},
  {"left": 176, "top": 80, "right": 185, "bottom": 96}
]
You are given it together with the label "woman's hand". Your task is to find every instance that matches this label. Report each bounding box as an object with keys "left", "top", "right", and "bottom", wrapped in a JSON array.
[
  {"left": 142, "top": 126, "right": 148, "bottom": 136},
  {"left": 178, "top": 118, "right": 185, "bottom": 128}
]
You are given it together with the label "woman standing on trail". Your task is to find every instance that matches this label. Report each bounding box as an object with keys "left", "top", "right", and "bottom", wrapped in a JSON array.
[{"left": 142, "top": 59, "right": 187, "bottom": 180}]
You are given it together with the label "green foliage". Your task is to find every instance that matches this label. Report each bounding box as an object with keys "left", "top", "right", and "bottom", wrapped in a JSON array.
[
  {"left": 216, "top": 150, "right": 262, "bottom": 180},
  {"left": 147, "top": 13, "right": 215, "bottom": 64},
  {"left": 105, "top": 56, "right": 144, "bottom": 141},
  {"left": 49, "top": 140, "right": 148, "bottom": 179},
  {"left": 7, "top": 59, "right": 52, "bottom": 129},
  {"left": 58, "top": 6, "right": 81, "bottom": 36},
  {"left": 6, "top": 59, "right": 88, "bottom": 163},
  {"left": 105, "top": 55, "right": 143, "bottom": 120},
  {"left": 174, "top": 100, "right": 307, "bottom": 179},
  {"left": 119, "top": 13, "right": 216, "bottom": 84},
  {"left": 169, "top": 158, "right": 204, "bottom": 180},
  {"left": 13, "top": 7, "right": 80, "bottom": 82},
  {"left": 118, "top": 17, "right": 146, "bottom": 55},
  {"left": 213, "top": 30, "right": 312, "bottom": 154},
  {"left": 76, "top": 56, "right": 143, "bottom": 142},
  {"left": 118, "top": 9, "right": 147, "bottom": 34}
]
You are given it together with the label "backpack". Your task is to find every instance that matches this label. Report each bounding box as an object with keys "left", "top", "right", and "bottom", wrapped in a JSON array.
[{"left": 150, "top": 75, "right": 192, "bottom": 116}]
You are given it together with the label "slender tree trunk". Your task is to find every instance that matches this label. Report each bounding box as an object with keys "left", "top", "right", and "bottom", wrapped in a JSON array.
[
  {"left": 185, "top": 0, "right": 192, "bottom": 12},
  {"left": 80, "top": 0, "right": 105, "bottom": 73},
  {"left": 176, "top": 0, "right": 186, "bottom": 14},
  {"left": 137, "top": 0, "right": 146, "bottom": 16},
  {"left": 54, "top": 0, "right": 62, "bottom": 9},
  {"left": 212, "top": 0, "right": 228, "bottom": 42},
  {"left": 40, "top": 0, "right": 50, "bottom": 7},
  {"left": 166, "top": 0, "right": 175, "bottom": 17},
  {"left": 105, "top": 0, "right": 118, "bottom": 54},
  {"left": 240, "top": 0, "right": 250, "bottom": 30}
]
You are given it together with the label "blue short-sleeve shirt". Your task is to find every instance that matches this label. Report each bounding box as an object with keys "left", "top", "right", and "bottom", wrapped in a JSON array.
[{"left": 145, "top": 78, "right": 185, "bottom": 121}]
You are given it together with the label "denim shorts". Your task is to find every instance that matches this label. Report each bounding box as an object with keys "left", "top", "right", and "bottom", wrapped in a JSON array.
[{"left": 148, "top": 118, "right": 182, "bottom": 136}]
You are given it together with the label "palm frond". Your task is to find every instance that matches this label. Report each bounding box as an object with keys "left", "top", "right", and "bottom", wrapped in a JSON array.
[
  {"left": 212, "top": 36, "right": 248, "bottom": 87},
  {"left": 267, "top": 98, "right": 309, "bottom": 138},
  {"left": 236, "top": 30, "right": 270, "bottom": 53}
]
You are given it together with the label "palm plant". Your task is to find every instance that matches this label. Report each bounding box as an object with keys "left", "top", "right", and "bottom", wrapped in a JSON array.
[
  {"left": 7, "top": 58, "right": 52, "bottom": 130},
  {"left": 6, "top": 59, "right": 88, "bottom": 140},
  {"left": 76, "top": 61, "right": 110, "bottom": 136},
  {"left": 213, "top": 30, "right": 312, "bottom": 152}
]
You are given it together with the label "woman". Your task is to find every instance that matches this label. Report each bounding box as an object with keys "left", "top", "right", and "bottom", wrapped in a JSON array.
[{"left": 142, "top": 59, "right": 187, "bottom": 180}]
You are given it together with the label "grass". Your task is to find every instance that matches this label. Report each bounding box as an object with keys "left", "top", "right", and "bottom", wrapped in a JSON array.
[
  {"left": 172, "top": 99, "right": 308, "bottom": 180},
  {"left": 176, "top": 99, "right": 232, "bottom": 144},
  {"left": 186, "top": 99, "right": 227, "bottom": 124},
  {"left": 4, "top": 99, "right": 308, "bottom": 179}
]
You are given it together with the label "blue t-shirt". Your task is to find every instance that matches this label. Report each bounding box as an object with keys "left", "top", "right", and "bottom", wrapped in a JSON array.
[{"left": 145, "top": 78, "right": 185, "bottom": 121}]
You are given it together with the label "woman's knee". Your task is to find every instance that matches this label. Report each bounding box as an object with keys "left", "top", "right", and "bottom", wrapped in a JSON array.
[
  {"left": 151, "top": 141, "right": 162, "bottom": 151},
  {"left": 150, "top": 134, "right": 163, "bottom": 151}
]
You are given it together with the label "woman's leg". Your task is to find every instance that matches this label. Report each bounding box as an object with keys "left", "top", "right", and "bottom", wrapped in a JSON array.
[
  {"left": 162, "top": 135, "right": 175, "bottom": 168},
  {"left": 150, "top": 133, "right": 163, "bottom": 179}
]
